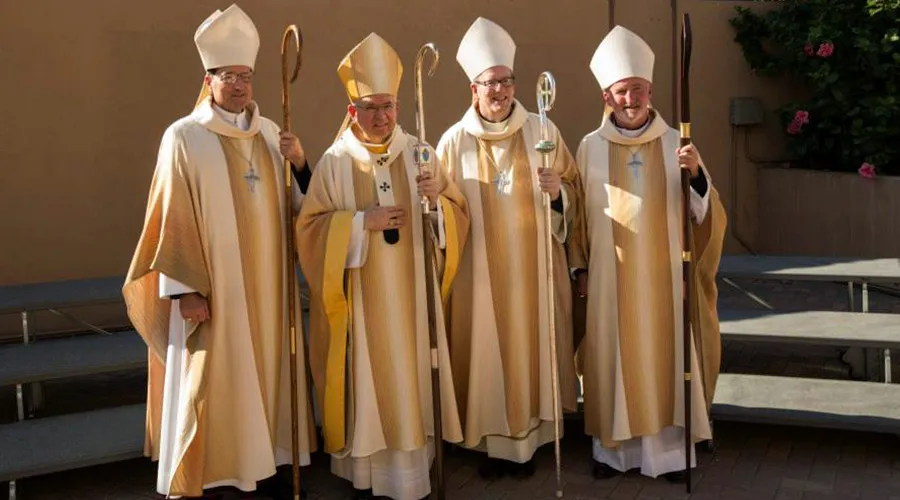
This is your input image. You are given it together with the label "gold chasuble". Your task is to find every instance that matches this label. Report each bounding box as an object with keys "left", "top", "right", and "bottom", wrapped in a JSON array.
[
  {"left": 436, "top": 100, "right": 581, "bottom": 462},
  {"left": 295, "top": 124, "right": 469, "bottom": 498},
  {"left": 568, "top": 110, "right": 726, "bottom": 454},
  {"left": 122, "top": 95, "right": 316, "bottom": 497}
]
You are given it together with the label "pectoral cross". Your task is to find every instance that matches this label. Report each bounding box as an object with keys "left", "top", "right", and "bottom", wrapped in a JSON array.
[
  {"left": 627, "top": 151, "right": 643, "bottom": 180},
  {"left": 244, "top": 168, "right": 260, "bottom": 193},
  {"left": 492, "top": 169, "right": 513, "bottom": 195}
]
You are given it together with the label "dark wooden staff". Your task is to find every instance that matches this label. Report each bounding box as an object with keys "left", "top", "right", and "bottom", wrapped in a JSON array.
[
  {"left": 413, "top": 42, "right": 445, "bottom": 500},
  {"left": 679, "top": 12, "right": 694, "bottom": 495},
  {"left": 281, "top": 23, "right": 304, "bottom": 500}
]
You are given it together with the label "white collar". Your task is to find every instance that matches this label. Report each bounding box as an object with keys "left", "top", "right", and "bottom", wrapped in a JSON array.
[
  {"left": 481, "top": 116, "right": 509, "bottom": 133},
  {"left": 461, "top": 99, "right": 529, "bottom": 141},
  {"left": 614, "top": 116, "right": 653, "bottom": 138},
  {"left": 212, "top": 103, "right": 251, "bottom": 131},
  {"left": 340, "top": 124, "right": 409, "bottom": 166},
  {"left": 193, "top": 96, "right": 262, "bottom": 138},
  {"left": 599, "top": 109, "right": 669, "bottom": 145}
]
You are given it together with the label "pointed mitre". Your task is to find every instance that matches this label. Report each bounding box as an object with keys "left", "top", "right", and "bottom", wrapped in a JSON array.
[
  {"left": 337, "top": 33, "right": 403, "bottom": 102},
  {"left": 590, "top": 25, "right": 655, "bottom": 89},
  {"left": 456, "top": 17, "right": 516, "bottom": 81},
  {"left": 194, "top": 4, "right": 260, "bottom": 71}
]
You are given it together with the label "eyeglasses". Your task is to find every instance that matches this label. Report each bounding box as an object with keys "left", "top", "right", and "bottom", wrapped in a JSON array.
[
  {"left": 355, "top": 102, "right": 397, "bottom": 114},
  {"left": 215, "top": 71, "right": 254, "bottom": 85},
  {"left": 473, "top": 77, "right": 515, "bottom": 90}
]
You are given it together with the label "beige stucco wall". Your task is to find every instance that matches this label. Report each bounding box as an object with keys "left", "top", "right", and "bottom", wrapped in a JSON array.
[{"left": 0, "top": 0, "right": 795, "bottom": 333}]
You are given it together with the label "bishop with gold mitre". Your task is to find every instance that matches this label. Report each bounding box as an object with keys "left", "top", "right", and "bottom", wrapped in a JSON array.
[{"left": 294, "top": 32, "right": 469, "bottom": 500}]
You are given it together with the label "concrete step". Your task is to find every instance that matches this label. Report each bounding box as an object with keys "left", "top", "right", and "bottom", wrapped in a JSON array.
[
  {"left": 0, "top": 331, "right": 146, "bottom": 387},
  {"left": 712, "top": 373, "right": 900, "bottom": 434},
  {"left": 719, "top": 308, "right": 900, "bottom": 349},
  {"left": 0, "top": 404, "right": 145, "bottom": 482}
]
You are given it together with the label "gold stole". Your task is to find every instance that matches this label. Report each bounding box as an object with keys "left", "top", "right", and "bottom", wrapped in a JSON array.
[
  {"left": 219, "top": 134, "right": 284, "bottom": 433},
  {"left": 607, "top": 140, "right": 677, "bottom": 432},
  {"left": 475, "top": 134, "right": 541, "bottom": 432}
]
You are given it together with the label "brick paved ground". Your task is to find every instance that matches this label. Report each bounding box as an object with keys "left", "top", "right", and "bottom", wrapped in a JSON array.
[
  {"left": 5, "top": 417, "right": 900, "bottom": 500},
  {"left": 3, "top": 277, "right": 900, "bottom": 499}
]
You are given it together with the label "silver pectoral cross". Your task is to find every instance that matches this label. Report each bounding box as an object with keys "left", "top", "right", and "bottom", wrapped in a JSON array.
[
  {"left": 244, "top": 168, "right": 260, "bottom": 193},
  {"left": 492, "top": 169, "right": 513, "bottom": 195},
  {"left": 627, "top": 151, "right": 643, "bottom": 180}
]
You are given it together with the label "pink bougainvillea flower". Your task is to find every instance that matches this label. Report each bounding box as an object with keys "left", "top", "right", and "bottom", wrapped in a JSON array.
[
  {"left": 794, "top": 110, "right": 810, "bottom": 124},
  {"left": 858, "top": 163, "right": 876, "bottom": 178},
  {"left": 817, "top": 42, "right": 834, "bottom": 58},
  {"left": 804, "top": 43, "right": 814, "bottom": 56},
  {"left": 787, "top": 121, "right": 803, "bottom": 135}
]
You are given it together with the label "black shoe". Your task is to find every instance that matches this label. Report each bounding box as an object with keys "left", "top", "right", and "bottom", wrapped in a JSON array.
[
  {"left": 477, "top": 456, "right": 506, "bottom": 480},
  {"left": 508, "top": 459, "right": 536, "bottom": 479},
  {"left": 592, "top": 461, "right": 621, "bottom": 480},
  {"left": 663, "top": 470, "right": 686, "bottom": 484},
  {"left": 354, "top": 488, "right": 374, "bottom": 499}
]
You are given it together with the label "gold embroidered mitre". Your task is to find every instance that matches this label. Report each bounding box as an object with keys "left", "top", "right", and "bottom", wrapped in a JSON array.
[{"left": 337, "top": 33, "right": 403, "bottom": 102}]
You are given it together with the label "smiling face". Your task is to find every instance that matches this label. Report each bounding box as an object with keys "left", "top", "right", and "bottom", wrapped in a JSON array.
[
  {"left": 603, "top": 77, "right": 653, "bottom": 129},
  {"left": 471, "top": 65, "right": 516, "bottom": 123},
  {"left": 348, "top": 94, "right": 398, "bottom": 144},
  {"left": 204, "top": 65, "right": 254, "bottom": 113}
]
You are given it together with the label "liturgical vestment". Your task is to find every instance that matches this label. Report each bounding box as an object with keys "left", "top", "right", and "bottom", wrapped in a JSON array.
[
  {"left": 123, "top": 96, "right": 316, "bottom": 497},
  {"left": 296, "top": 125, "right": 469, "bottom": 500},
  {"left": 436, "top": 100, "right": 580, "bottom": 463},
  {"left": 569, "top": 110, "right": 726, "bottom": 477}
]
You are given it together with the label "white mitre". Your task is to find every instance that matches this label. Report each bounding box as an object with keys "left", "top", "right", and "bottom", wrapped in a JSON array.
[
  {"left": 194, "top": 4, "right": 260, "bottom": 71},
  {"left": 456, "top": 17, "right": 516, "bottom": 81},
  {"left": 590, "top": 25, "right": 655, "bottom": 89}
]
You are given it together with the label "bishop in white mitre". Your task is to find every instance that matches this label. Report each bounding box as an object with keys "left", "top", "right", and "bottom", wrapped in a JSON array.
[
  {"left": 435, "top": 17, "right": 581, "bottom": 479},
  {"left": 568, "top": 25, "right": 727, "bottom": 483},
  {"left": 122, "top": 4, "right": 316, "bottom": 498}
]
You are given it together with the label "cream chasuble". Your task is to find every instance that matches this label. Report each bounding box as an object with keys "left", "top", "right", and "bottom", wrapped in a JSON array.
[
  {"left": 435, "top": 100, "right": 580, "bottom": 463},
  {"left": 569, "top": 111, "right": 726, "bottom": 477},
  {"left": 295, "top": 125, "right": 469, "bottom": 500},
  {"left": 122, "top": 96, "right": 316, "bottom": 497}
]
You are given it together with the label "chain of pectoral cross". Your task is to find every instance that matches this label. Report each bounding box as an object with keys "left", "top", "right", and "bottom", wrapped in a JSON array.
[
  {"left": 225, "top": 139, "right": 260, "bottom": 193},
  {"left": 477, "top": 138, "right": 514, "bottom": 195},
  {"left": 626, "top": 148, "right": 644, "bottom": 181}
]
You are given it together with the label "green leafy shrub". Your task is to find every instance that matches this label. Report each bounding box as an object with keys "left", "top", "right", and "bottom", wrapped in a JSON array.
[{"left": 730, "top": 0, "right": 900, "bottom": 176}]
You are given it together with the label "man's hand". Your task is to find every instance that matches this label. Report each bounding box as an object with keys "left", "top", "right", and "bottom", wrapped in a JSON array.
[
  {"left": 179, "top": 293, "right": 210, "bottom": 323},
  {"left": 364, "top": 206, "right": 407, "bottom": 231},
  {"left": 280, "top": 131, "right": 306, "bottom": 167},
  {"left": 576, "top": 271, "right": 588, "bottom": 298},
  {"left": 538, "top": 167, "right": 562, "bottom": 201},
  {"left": 416, "top": 170, "right": 439, "bottom": 209},
  {"left": 676, "top": 144, "right": 700, "bottom": 179}
]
